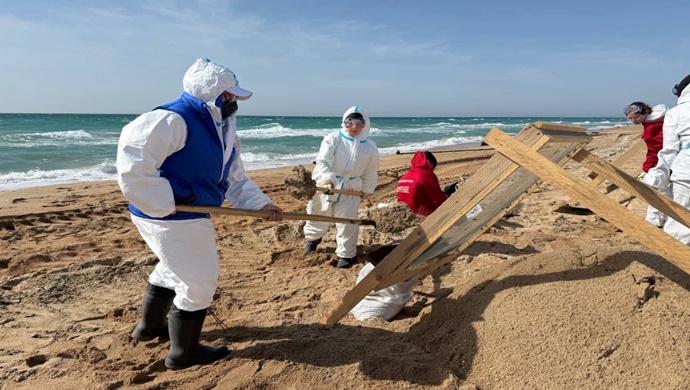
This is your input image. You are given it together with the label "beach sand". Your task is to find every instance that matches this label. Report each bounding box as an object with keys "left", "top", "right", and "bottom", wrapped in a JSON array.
[{"left": 2, "top": 124, "right": 690, "bottom": 389}]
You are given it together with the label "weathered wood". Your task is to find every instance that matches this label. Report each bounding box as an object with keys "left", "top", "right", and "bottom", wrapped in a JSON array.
[
  {"left": 485, "top": 129, "right": 690, "bottom": 275},
  {"left": 175, "top": 205, "right": 376, "bottom": 226},
  {"left": 571, "top": 148, "right": 690, "bottom": 230},
  {"left": 587, "top": 138, "right": 645, "bottom": 185}
]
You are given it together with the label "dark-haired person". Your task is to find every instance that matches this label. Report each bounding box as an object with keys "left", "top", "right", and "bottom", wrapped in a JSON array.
[
  {"left": 302, "top": 107, "right": 379, "bottom": 269},
  {"left": 117, "top": 58, "right": 283, "bottom": 370},
  {"left": 623, "top": 101, "right": 668, "bottom": 226},
  {"left": 397, "top": 151, "right": 452, "bottom": 216},
  {"left": 644, "top": 73, "right": 690, "bottom": 241}
]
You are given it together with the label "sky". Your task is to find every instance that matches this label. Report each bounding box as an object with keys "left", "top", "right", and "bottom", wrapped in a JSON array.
[{"left": 1, "top": 0, "right": 689, "bottom": 117}]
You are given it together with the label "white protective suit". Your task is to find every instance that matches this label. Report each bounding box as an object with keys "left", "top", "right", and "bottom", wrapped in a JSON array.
[
  {"left": 643, "top": 104, "right": 670, "bottom": 227},
  {"left": 117, "top": 59, "right": 272, "bottom": 311},
  {"left": 644, "top": 86, "right": 690, "bottom": 243},
  {"left": 303, "top": 106, "right": 380, "bottom": 258},
  {"left": 350, "top": 263, "right": 416, "bottom": 321}
]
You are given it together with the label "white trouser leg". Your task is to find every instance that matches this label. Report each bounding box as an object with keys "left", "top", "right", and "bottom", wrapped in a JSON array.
[
  {"left": 663, "top": 181, "right": 690, "bottom": 245},
  {"left": 304, "top": 194, "right": 332, "bottom": 241},
  {"left": 333, "top": 196, "right": 360, "bottom": 258},
  {"left": 646, "top": 181, "right": 672, "bottom": 227},
  {"left": 132, "top": 216, "right": 219, "bottom": 311}
]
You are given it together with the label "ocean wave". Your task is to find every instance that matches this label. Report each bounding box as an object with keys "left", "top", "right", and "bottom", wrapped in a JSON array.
[
  {"left": 378, "top": 136, "right": 486, "bottom": 155},
  {"left": 238, "top": 125, "right": 333, "bottom": 139},
  {"left": 0, "top": 162, "right": 117, "bottom": 191},
  {"left": 0, "top": 130, "right": 118, "bottom": 148}
]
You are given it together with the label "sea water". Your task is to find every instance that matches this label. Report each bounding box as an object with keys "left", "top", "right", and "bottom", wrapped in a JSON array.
[{"left": 0, "top": 113, "right": 630, "bottom": 191}]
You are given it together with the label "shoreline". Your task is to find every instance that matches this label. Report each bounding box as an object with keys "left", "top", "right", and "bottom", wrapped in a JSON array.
[{"left": 0, "top": 124, "right": 642, "bottom": 218}]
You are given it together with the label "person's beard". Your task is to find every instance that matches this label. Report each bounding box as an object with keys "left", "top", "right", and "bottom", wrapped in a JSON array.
[{"left": 221, "top": 101, "right": 238, "bottom": 119}]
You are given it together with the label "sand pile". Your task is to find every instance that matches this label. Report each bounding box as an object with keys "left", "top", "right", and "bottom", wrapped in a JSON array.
[
  {"left": 361, "top": 202, "right": 424, "bottom": 234},
  {"left": 284, "top": 165, "right": 317, "bottom": 200}
]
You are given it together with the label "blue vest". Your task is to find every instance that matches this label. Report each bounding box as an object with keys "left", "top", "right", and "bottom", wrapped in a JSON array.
[{"left": 129, "top": 92, "right": 234, "bottom": 220}]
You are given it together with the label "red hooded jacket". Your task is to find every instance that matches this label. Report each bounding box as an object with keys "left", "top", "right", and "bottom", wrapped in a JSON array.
[
  {"left": 641, "top": 119, "right": 664, "bottom": 172},
  {"left": 397, "top": 151, "right": 447, "bottom": 216}
]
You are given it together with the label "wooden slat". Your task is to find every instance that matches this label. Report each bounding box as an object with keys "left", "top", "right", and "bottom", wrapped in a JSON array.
[
  {"left": 484, "top": 128, "right": 690, "bottom": 275},
  {"left": 572, "top": 148, "right": 690, "bottom": 229},
  {"left": 534, "top": 121, "right": 588, "bottom": 132},
  {"left": 588, "top": 138, "right": 645, "bottom": 185}
]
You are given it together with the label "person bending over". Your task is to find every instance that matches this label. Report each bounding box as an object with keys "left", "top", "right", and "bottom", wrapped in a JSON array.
[
  {"left": 624, "top": 101, "right": 668, "bottom": 227},
  {"left": 397, "top": 151, "right": 456, "bottom": 216}
]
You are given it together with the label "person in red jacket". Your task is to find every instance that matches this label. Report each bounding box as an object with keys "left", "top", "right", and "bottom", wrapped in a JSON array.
[
  {"left": 624, "top": 101, "right": 669, "bottom": 227},
  {"left": 624, "top": 101, "right": 668, "bottom": 173},
  {"left": 397, "top": 151, "right": 450, "bottom": 216}
]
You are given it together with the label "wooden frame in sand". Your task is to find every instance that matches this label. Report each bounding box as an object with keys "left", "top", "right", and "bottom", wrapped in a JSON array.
[{"left": 321, "top": 122, "right": 690, "bottom": 325}]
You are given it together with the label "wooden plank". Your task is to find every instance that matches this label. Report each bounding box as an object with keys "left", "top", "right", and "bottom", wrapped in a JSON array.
[
  {"left": 571, "top": 148, "right": 690, "bottom": 229},
  {"left": 534, "top": 121, "right": 588, "bottom": 132},
  {"left": 587, "top": 138, "right": 645, "bottom": 185},
  {"left": 484, "top": 128, "right": 690, "bottom": 275}
]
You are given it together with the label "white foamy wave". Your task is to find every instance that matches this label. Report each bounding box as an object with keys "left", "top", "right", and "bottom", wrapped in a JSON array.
[
  {"left": 41, "top": 130, "right": 94, "bottom": 139},
  {"left": 0, "top": 162, "right": 117, "bottom": 191},
  {"left": 238, "top": 125, "right": 332, "bottom": 139},
  {"left": 378, "top": 136, "right": 486, "bottom": 156},
  {"left": 239, "top": 150, "right": 320, "bottom": 170},
  {"left": 0, "top": 130, "right": 117, "bottom": 148}
]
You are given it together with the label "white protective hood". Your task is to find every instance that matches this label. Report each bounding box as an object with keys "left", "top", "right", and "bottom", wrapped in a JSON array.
[
  {"left": 341, "top": 106, "right": 371, "bottom": 141},
  {"left": 182, "top": 58, "right": 239, "bottom": 104}
]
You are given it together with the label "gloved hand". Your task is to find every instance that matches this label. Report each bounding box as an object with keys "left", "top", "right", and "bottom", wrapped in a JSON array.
[
  {"left": 316, "top": 179, "right": 334, "bottom": 190},
  {"left": 443, "top": 182, "right": 459, "bottom": 197}
]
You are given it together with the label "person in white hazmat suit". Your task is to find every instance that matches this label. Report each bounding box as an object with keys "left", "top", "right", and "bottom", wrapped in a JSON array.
[
  {"left": 644, "top": 73, "right": 690, "bottom": 242},
  {"left": 303, "top": 107, "right": 380, "bottom": 269},
  {"left": 116, "top": 58, "right": 283, "bottom": 370}
]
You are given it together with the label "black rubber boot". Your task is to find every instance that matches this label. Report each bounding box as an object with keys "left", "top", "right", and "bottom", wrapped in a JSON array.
[
  {"left": 303, "top": 237, "right": 322, "bottom": 255},
  {"left": 131, "top": 283, "right": 175, "bottom": 341},
  {"left": 164, "top": 306, "right": 230, "bottom": 370},
  {"left": 336, "top": 257, "right": 358, "bottom": 269}
]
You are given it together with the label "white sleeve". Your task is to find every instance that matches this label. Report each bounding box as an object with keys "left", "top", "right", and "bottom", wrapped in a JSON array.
[
  {"left": 644, "top": 112, "right": 678, "bottom": 190},
  {"left": 116, "top": 110, "right": 187, "bottom": 217},
  {"left": 361, "top": 143, "right": 380, "bottom": 194},
  {"left": 311, "top": 134, "right": 338, "bottom": 185},
  {"left": 224, "top": 138, "right": 272, "bottom": 210}
]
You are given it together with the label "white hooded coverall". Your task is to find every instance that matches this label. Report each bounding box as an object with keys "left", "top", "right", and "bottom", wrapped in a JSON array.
[
  {"left": 644, "top": 86, "right": 690, "bottom": 243},
  {"left": 117, "top": 59, "right": 272, "bottom": 311},
  {"left": 303, "top": 106, "right": 380, "bottom": 259}
]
